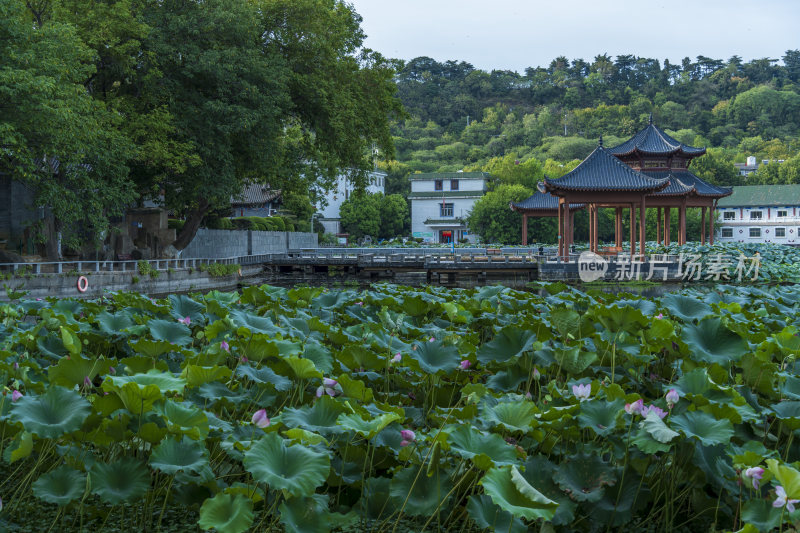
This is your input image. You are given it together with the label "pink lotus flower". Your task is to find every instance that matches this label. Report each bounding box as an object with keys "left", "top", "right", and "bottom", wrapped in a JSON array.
[
  {"left": 11, "top": 390, "right": 22, "bottom": 402},
  {"left": 12, "top": 362, "right": 18, "bottom": 371},
  {"left": 109, "top": 367, "right": 115, "bottom": 375},
  {"left": 356, "top": 301, "right": 363, "bottom": 306},
  {"left": 429, "top": 337, "right": 435, "bottom": 342},
  {"left": 641, "top": 405, "right": 668, "bottom": 419},
  {"left": 773, "top": 485, "right": 799, "bottom": 512},
  {"left": 400, "top": 439, "right": 411, "bottom": 447},
  {"left": 656, "top": 313, "right": 663, "bottom": 319},
  {"left": 400, "top": 429, "right": 416, "bottom": 443},
  {"left": 316, "top": 378, "right": 339, "bottom": 398},
  {"left": 251, "top": 409, "right": 270, "bottom": 428},
  {"left": 572, "top": 383, "right": 591, "bottom": 401},
  {"left": 178, "top": 316, "right": 191, "bottom": 325},
  {"left": 665, "top": 388, "right": 679, "bottom": 408},
  {"left": 391, "top": 353, "right": 402, "bottom": 363},
  {"left": 240, "top": 356, "right": 248, "bottom": 364},
  {"left": 624, "top": 399, "right": 644, "bottom": 415},
  {"left": 221, "top": 340, "right": 230, "bottom": 352},
  {"left": 83, "top": 376, "right": 92, "bottom": 387},
  {"left": 460, "top": 360, "right": 471, "bottom": 370},
  {"left": 744, "top": 467, "right": 764, "bottom": 490},
  {"left": 525, "top": 392, "right": 532, "bottom": 400},
  {"left": 533, "top": 367, "right": 541, "bottom": 380}
]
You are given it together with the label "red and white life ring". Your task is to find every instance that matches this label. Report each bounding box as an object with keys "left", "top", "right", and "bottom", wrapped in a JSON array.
[{"left": 76, "top": 276, "right": 89, "bottom": 293}]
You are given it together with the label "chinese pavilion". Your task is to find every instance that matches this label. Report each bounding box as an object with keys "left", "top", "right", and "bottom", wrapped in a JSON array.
[{"left": 514, "top": 116, "right": 731, "bottom": 255}]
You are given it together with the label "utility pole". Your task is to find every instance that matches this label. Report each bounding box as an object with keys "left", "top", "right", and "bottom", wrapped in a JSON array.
[{"left": 564, "top": 112, "right": 567, "bottom": 136}]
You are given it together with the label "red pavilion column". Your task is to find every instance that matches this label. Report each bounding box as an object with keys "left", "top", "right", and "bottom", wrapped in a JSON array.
[
  {"left": 665, "top": 208, "right": 671, "bottom": 246},
  {"left": 522, "top": 213, "right": 528, "bottom": 246},
  {"left": 615, "top": 207, "right": 622, "bottom": 248},
  {"left": 557, "top": 200, "right": 563, "bottom": 258},
  {"left": 657, "top": 208, "right": 662, "bottom": 244},
  {"left": 639, "top": 197, "right": 646, "bottom": 258},
  {"left": 629, "top": 203, "right": 635, "bottom": 257},
  {"left": 679, "top": 200, "right": 687, "bottom": 245}
]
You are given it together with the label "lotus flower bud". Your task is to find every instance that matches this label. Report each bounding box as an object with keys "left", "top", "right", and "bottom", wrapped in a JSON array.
[
  {"left": 221, "top": 340, "right": 230, "bottom": 352},
  {"left": 400, "top": 429, "right": 416, "bottom": 442},
  {"left": 251, "top": 409, "right": 270, "bottom": 428},
  {"left": 11, "top": 390, "right": 22, "bottom": 402},
  {"left": 665, "top": 388, "right": 679, "bottom": 408},
  {"left": 459, "top": 360, "right": 471, "bottom": 370}
]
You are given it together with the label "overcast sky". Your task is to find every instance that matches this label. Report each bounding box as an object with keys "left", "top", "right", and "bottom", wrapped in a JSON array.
[{"left": 347, "top": 0, "right": 799, "bottom": 72}]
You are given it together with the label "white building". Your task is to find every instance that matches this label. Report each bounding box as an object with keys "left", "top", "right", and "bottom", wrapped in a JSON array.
[
  {"left": 316, "top": 170, "right": 386, "bottom": 235},
  {"left": 716, "top": 185, "right": 800, "bottom": 245},
  {"left": 408, "top": 171, "right": 489, "bottom": 244}
]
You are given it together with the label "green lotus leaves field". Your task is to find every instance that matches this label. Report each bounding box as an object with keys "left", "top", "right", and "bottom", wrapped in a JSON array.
[{"left": 1, "top": 281, "right": 800, "bottom": 531}]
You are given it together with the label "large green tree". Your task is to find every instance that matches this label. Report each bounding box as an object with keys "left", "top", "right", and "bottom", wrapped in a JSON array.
[
  {"left": 467, "top": 184, "right": 532, "bottom": 244},
  {"left": 0, "top": 0, "right": 136, "bottom": 259}
]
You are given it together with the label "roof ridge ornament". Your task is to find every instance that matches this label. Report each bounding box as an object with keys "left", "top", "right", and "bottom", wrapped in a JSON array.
[
  {"left": 649, "top": 113, "right": 653, "bottom": 125},
  {"left": 598, "top": 135, "right": 603, "bottom": 147}
]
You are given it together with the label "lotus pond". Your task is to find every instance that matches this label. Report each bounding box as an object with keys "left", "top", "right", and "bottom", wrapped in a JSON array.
[{"left": 0, "top": 282, "right": 799, "bottom": 532}]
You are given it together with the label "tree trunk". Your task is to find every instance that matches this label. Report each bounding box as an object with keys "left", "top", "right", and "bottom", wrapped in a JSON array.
[
  {"left": 171, "top": 198, "right": 210, "bottom": 250},
  {"left": 43, "top": 216, "right": 61, "bottom": 261}
]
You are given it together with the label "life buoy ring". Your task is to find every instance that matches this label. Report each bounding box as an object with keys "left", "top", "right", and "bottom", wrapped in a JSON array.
[
  {"left": 237, "top": 268, "right": 242, "bottom": 277},
  {"left": 76, "top": 276, "right": 89, "bottom": 293}
]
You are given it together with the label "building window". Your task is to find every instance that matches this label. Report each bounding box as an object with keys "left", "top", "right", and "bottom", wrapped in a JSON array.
[
  {"left": 750, "top": 211, "right": 763, "bottom": 220},
  {"left": 434, "top": 180, "right": 443, "bottom": 191},
  {"left": 723, "top": 211, "right": 735, "bottom": 220},
  {"left": 721, "top": 228, "right": 733, "bottom": 238},
  {"left": 749, "top": 228, "right": 761, "bottom": 238},
  {"left": 450, "top": 179, "right": 459, "bottom": 191},
  {"left": 776, "top": 227, "right": 786, "bottom": 237},
  {"left": 440, "top": 203, "right": 454, "bottom": 217},
  {"left": 778, "top": 210, "right": 788, "bottom": 218}
]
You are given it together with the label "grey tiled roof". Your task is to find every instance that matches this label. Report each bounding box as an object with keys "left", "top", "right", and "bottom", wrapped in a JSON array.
[
  {"left": 512, "top": 192, "right": 585, "bottom": 211},
  {"left": 231, "top": 184, "right": 281, "bottom": 206},
  {"left": 543, "top": 147, "right": 669, "bottom": 192},
  {"left": 643, "top": 170, "right": 731, "bottom": 198},
  {"left": 607, "top": 123, "right": 706, "bottom": 158}
]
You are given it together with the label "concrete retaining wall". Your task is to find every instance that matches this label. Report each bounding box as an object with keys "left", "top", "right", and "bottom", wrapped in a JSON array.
[
  {"left": 0, "top": 265, "right": 263, "bottom": 301},
  {"left": 180, "top": 229, "right": 317, "bottom": 258}
]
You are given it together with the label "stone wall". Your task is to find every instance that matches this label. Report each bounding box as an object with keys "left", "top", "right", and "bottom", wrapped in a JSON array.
[
  {"left": 180, "top": 229, "right": 318, "bottom": 258},
  {"left": 0, "top": 265, "right": 263, "bottom": 301}
]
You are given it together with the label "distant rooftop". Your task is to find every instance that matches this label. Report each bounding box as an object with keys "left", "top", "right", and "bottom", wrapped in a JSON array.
[
  {"left": 408, "top": 172, "right": 490, "bottom": 181},
  {"left": 717, "top": 185, "right": 800, "bottom": 208}
]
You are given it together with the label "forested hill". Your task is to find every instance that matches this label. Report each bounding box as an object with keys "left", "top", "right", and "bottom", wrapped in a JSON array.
[{"left": 382, "top": 52, "right": 800, "bottom": 194}]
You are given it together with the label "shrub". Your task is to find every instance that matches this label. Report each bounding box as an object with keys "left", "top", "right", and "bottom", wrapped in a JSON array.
[
  {"left": 167, "top": 219, "right": 185, "bottom": 231},
  {"left": 270, "top": 216, "right": 286, "bottom": 231}
]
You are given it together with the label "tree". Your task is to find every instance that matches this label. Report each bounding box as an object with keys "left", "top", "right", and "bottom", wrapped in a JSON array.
[
  {"left": 340, "top": 193, "right": 380, "bottom": 240},
  {"left": 477, "top": 154, "right": 544, "bottom": 189},
  {"left": 146, "top": 0, "right": 403, "bottom": 250},
  {"left": 0, "top": 0, "right": 136, "bottom": 259},
  {"left": 378, "top": 194, "right": 409, "bottom": 238},
  {"left": 467, "top": 185, "right": 532, "bottom": 244}
]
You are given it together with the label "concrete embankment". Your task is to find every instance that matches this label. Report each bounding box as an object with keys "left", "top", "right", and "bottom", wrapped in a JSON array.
[{"left": 0, "top": 265, "right": 263, "bottom": 301}]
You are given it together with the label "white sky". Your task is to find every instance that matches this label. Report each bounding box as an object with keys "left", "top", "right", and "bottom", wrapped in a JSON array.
[{"left": 347, "top": 0, "right": 800, "bottom": 72}]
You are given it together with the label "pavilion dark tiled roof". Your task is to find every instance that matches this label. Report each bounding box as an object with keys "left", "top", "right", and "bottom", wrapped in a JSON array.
[
  {"left": 542, "top": 146, "right": 670, "bottom": 193},
  {"left": 512, "top": 191, "right": 585, "bottom": 211},
  {"left": 231, "top": 184, "right": 281, "bottom": 206},
  {"left": 607, "top": 122, "right": 706, "bottom": 158},
  {"left": 642, "top": 170, "right": 732, "bottom": 198}
]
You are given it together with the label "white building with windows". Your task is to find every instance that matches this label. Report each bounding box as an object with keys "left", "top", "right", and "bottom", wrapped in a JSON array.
[
  {"left": 408, "top": 171, "right": 489, "bottom": 244},
  {"left": 315, "top": 170, "right": 387, "bottom": 235},
  {"left": 716, "top": 185, "right": 800, "bottom": 245}
]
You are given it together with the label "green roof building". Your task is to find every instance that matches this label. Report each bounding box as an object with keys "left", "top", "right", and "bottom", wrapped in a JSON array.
[{"left": 716, "top": 185, "right": 800, "bottom": 244}]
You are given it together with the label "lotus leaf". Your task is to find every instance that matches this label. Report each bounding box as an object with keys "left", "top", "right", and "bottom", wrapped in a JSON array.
[
  {"left": 198, "top": 493, "right": 254, "bottom": 533},
  {"left": 577, "top": 398, "right": 624, "bottom": 436},
  {"left": 389, "top": 466, "right": 453, "bottom": 517},
  {"left": 279, "top": 396, "right": 347, "bottom": 435},
  {"left": 682, "top": 317, "right": 748, "bottom": 366},
  {"left": 476, "top": 326, "right": 537, "bottom": 365},
  {"left": 480, "top": 466, "right": 558, "bottom": 521},
  {"left": 90, "top": 458, "right": 150, "bottom": 504},
  {"left": 552, "top": 452, "right": 617, "bottom": 502},
  {"left": 407, "top": 340, "right": 460, "bottom": 374},
  {"left": 148, "top": 319, "right": 192, "bottom": 345},
  {"left": 169, "top": 294, "right": 206, "bottom": 325},
  {"left": 466, "top": 494, "right": 527, "bottom": 533},
  {"left": 446, "top": 425, "right": 518, "bottom": 470},
  {"left": 150, "top": 436, "right": 210, "bottom": 475},
  {"left": 10, "top": 386, "right": 91, "bottom": 439},
  {"left": 32, "top": 465, "right": 86, "bottom": 505},
  {"left": 244, "top": 433, "right": 330, "bottom": 497},
  {"left": 671, "top": 410, "right": 734, "bottom": 446},
  {"left": 662, "top": 293, "right": 712, "bottom": 322},
  {"left": 279, "top": 494, "right": 331, "bottom": 533},
  {"left": 482, "top": 400, "right": 539, "bottom": 433}
]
